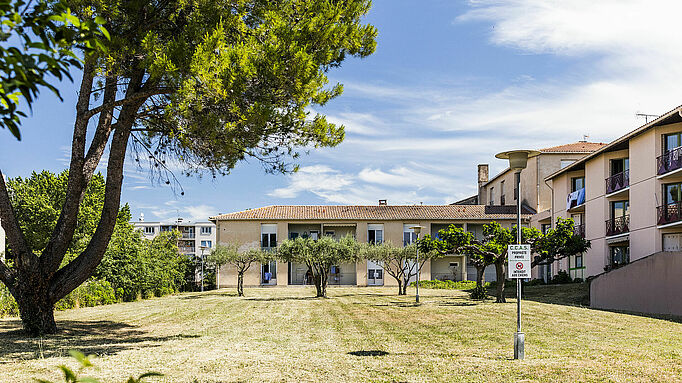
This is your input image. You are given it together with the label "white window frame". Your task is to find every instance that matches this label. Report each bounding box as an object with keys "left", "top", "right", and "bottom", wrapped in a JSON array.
[
  {"left": 200, "top": 226, "right": 212, "bottom": 235},
  {"left": 368, "top": 224, "right": 384, "bottom": 244}
]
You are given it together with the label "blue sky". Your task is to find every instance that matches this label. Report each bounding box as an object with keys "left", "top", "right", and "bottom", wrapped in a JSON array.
[{"left": 2, "top": 0, "right": 680, "bottom": 222}]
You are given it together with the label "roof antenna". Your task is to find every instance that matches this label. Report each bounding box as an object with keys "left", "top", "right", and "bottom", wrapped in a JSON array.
[
  {"left": 581, "top": 134, "right": 589, "bottom": 143},
  {"left": 636, "top": 113, "right": 658, "bottom": 124}
]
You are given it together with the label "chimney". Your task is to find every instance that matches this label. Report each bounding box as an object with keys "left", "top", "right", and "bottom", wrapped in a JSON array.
[
  {"left": 378, "top": 199, "right": 387, "bottom": 206},
  {"left": 478, "top": 164, "right": 489, "bottom": 204},
  {"left": 139, "top": 213, "right": 144, "bottom": 222}
]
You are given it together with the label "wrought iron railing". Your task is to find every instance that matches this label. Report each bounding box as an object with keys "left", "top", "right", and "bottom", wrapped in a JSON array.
[
  {"left": 605, "top": 170, "right": 629, "bottom": 194},
  {"left": 573, "top": 223, "right": 585, "bottom": 238},
  {"left": 657, "top": 202, "right": 682, "bottom": 225},
  {"left": 657, "top": 147, "right": 682, "bottom": 175},
  {"left": 605, "top": 215, "right": 629, "bottom": 236},
  {"left": 181, "top": 232, "right": 195, "bottom": 239}
]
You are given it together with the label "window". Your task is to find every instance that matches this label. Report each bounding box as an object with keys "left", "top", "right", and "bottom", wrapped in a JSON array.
[
  {"left": 610, "top": 245, "right": 629, "bottom": 267},
  {"left": 571, "top": 176, "right": 585, "bottom": 192},
  {"left": 368, "top": 224, "right": 383, "bottom": 244},
  {"left": 664, "top": 132, "right": 682, "bottom": 152},
  {"left": 403, "top": 224, "right": 418, "bottom": 246},
  {"left": 261, "top": 224, "right": 277, "bottom": 248},
  {"left": 575, "top": 254, "right": 583, "bottom": 268},
  {"left": 144, "top": 226, "right": 155, "bottom": 235},
  {"left": 200, "top": 226, "right": 212, "bottom": 235},
  {"left": 560, "top": 159, "right": 576, "bottom": 168},
  {"left": 489, "top": 187, "right": 495, "bottom": 206},
  {"left": 200, "top": 240, "right": 212, "bottom": 249},
  {"left": 665, "top": 182, "right": 682, "bottom": 205},
  {"left": 324, "top": 230, "right": 335, "bottom": 237},
  {"left": 610, "top": 158, "right": 629, "bottom": 175},
  {"left": 500, "top": 181, "right": 505, "bottom": 205},
  {"left": 309, "top": 230, "right": 319, "bottom": 240},
  {"left": 611, "top": 201, "right": 630, "bottom": 219},
  {"left": 541, "top": 223, "right": 551, "bottom": 234},
  {"left": 289, "top": 232, "right": 299, "bottom": 239}
]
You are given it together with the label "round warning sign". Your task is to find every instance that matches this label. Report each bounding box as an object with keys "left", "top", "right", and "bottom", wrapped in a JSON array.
[{"left": 515, "top": 262, "right": 524, "bottom": 270}]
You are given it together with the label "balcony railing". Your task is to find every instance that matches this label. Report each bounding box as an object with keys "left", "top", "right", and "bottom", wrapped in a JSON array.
[
  {"left": 657, "top": 202, "right": 682, "bottom": 225},
  {"left": 605, "top": 170, "right": 629, "bottom": 194},
  {"left": 573, "top": 223, "right": 585, "bottom": 238},
  {"left": 657, "top": 147, "right": 682, "bottom": 175},
  {"left": 181, "top": 232, "right": 195, "bottom": 239},
  {"left": 178, "top": 246, "right": 195, "bottom": 253},
  {"left": 605, "top": 215, "right": 629, "bottom": 237}
]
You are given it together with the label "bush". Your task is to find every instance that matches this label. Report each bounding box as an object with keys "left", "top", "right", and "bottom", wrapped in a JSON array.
[
  {"left": 410, "top": 279, "right": 481, "bottom": 290},
  {"left": 0, "top": 283, "right": 19, "bottom": 317},
  {"left": 550, "top": 270, "right": 573, "bottom": 284},
  {"left": 469, "top": 285, "right": 488, "bottom": 300},
  {"left": 55, "top": 279, "right": 117, "bottom": 310},
  {"left": 524, "top": 278, "right": 546, "bottom": 286}
]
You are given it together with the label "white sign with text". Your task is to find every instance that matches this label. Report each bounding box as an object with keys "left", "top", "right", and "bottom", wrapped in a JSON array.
[{"left": 507, "top": 244, "right": 531, "bottom": 279}]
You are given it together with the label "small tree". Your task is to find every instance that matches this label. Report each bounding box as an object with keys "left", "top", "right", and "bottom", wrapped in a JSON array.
[
  {"left": 208, "top": 244, "right": 268, "bottom": 296},
  {"left": 278, "top": 235, "right": 359, "bottom": 298},
  {"left": 361, "top": 242, "right": 440, "bottom": 295},
  {"left": 530, "top": 218, "right": 591, "bottom": 269}
]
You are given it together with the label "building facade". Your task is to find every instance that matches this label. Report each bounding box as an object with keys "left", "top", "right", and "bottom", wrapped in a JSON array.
[
  {"left": 210, "top": 204, "right": 530, "bottom": 288},
  {"left": 546, "top": 106, "right": 682, "bottom": 279},
  {"left": 132, "top": 217, "right": 217, "bottom": 258}
]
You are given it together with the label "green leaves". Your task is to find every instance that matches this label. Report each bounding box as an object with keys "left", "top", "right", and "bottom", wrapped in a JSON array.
[{"left": 0, "top": 0, "right": 110, "bottom": 140}]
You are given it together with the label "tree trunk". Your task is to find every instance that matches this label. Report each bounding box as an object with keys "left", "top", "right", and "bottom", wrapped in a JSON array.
[
  {"left": 397, "top": 280, "right": 404, "bottom": 295},
  {"left": 401, "top": 279, "right": 409, "bottom": 295},
  {"left": 475, "top": 265, "right": 485, "bottom": 287},
  {"left": 494, "top": 260, "right": 506, "bottom": 303},
  {"left": 15, "top": 278, "right": 56, "bottom": 336},
  {"left": 237, "top": 273, "right": 244, "bottom": 297}
]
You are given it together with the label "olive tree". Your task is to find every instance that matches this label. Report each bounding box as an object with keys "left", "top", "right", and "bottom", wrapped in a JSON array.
[
  {"left": 360, "top": 242, "right": 440, "bottom": 296},
  {"left": 208, "top": 244, "right": 268, "bottom": 296},
  {"left": 277, "top": 235, "right": 359, "bottom": 298},
  {"left": 0, "top": 0, "right": 376, "bottom": 334}
]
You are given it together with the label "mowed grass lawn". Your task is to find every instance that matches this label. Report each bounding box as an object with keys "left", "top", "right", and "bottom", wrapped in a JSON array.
[{"left": 1, "top": 285, "right": 681, "bottom": 382}]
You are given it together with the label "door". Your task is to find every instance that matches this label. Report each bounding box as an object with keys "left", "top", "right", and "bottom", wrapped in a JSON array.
[
  {"left": 261, "top": 260, "right": 277, "bottom": 285},
  {"left": 367, "top": 261, "right": 384, "bottom": 286}
]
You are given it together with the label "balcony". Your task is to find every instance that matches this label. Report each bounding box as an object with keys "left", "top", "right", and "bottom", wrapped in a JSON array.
[
  {"left": 566, "top": 188, "right": 586, "bottom": 212},
  {"left": 178, "top": 246, "right": 195, "bottom": 254},
  {"left": 573, "top": 223, "right": 585, "bottom": 238},
  {"left": 605, "top": 215, "right": 629, "bottom": 237},
  {"left": 657, "top": 203, "right": 682, "bottom": 226},
  {"left": 657, "top": 147, "right": 682, "bottom": 177},
  {"left": 181, "top": 232, "right": 195, "bottom": 239},
  {"left": 605, "top": 170, "right": 629, "bottom": 195}
]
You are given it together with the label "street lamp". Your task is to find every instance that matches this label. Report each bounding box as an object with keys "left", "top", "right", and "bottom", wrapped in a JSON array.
[
  {"left": 409, "top": 225, "right": 425, "bottom": 304},
  {"left": 495, "top": 149, "right": 539, "bottom": 360},
  {"left": 200, "top": 245, "right": 208, "bottom": 292}
]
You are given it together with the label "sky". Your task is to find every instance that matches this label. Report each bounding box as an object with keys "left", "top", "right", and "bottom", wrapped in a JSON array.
[{"left": 2, "top": 0, "right": 681, "bottom": 223}]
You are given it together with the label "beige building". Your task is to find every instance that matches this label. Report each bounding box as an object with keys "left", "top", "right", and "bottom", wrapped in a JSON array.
[
  {"left": 457, "top": 141, "right": 605, "bottom": 280},
  {"left": 546, "top": 105, "right": 682, "bottom": 279},
  {"left": 132, "top": 216, "right": 216, "bottom": 258},
  {"left": 210, "top": 204, "right": 530, "bottom": 288}
]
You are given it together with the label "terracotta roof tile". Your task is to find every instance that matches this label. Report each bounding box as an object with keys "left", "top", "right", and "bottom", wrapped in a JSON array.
[
  {"left": 210, "top": 205, "right": 531, "bottom": 221},
  {"left": 539, "top": 141, "right": 607, "bottom": 153}
]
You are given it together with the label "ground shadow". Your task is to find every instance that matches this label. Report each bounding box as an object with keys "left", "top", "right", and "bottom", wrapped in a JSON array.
[
  {"left": 177, "top": 291, "right": 237, "bottom": 300},
  {"left": 243, "top": 296, "right": 319, "bottom": 302},
  {"left": 348, "top": 350, "right": 389, "bottom": 357},
  {"left": 501, "top": 283, "right": 590, "bottom": 307},
  {"left": 0, "top": 319, "right": 198, "bottom": 362}
]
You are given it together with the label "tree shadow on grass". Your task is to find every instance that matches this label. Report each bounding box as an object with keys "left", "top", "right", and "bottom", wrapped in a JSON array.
[
  {"left": 0, "top": 319, "right": 199, "bottom": 362},
  {"left": 348, "top": 350, "right": 389, "bottom": 357},
  {"left": 176, "top": 291, "right": 238, "bottom": 300},
  {"left": 243, "top": 296, "right": 319, "bottom": 302}
]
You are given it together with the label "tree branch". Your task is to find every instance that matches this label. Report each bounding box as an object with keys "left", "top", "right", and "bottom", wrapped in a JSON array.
[
  {"left": 83, "top": 88, "right": 172, "bottom": 119},
  {"left": 0, "top": 168, "right": 36, "bottom": 272}
]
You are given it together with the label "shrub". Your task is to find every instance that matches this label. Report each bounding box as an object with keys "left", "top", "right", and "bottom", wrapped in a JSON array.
[
  {"left": 410, "top": 280, "right": 481, "bottom": 290},
  {"left": 55, "top": 279, "right": 117, "bottom": 310},
  {"left": 0, "top": 283, "right": 19, "bottom": 317},
  {"left": 550, "top": 270, "right": 573, "bottom": 284},
  {"left": 469, "top": 285, "right": 488, "bottom": 300}
]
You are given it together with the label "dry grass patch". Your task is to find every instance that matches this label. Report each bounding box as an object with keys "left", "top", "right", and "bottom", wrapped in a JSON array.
[{"left": 0, "top": 286, "right": 680, "bottom": 382}]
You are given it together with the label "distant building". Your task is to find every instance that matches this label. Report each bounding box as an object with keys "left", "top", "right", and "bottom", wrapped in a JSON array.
[{"left": 132, "top": 215, "right": 216, "bottom": 258}]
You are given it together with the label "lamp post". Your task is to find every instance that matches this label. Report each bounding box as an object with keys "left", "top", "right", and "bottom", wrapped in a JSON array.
[
  {"left": 409, "top": 225, "right": 424, "bottom": 304},
  {"left": 200, "top": 245, "right": 208, "bottom": 292},
  {"left": 495, "top": 149, "right": 539, "bottom": 360}
]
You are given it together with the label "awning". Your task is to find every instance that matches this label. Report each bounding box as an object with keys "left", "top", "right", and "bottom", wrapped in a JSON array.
[
  {"left": 606, "top": 234, "right": 629, "bottom": 245},
  {"left": 322, "top": 223, "right": 357, "bottom": 227}
]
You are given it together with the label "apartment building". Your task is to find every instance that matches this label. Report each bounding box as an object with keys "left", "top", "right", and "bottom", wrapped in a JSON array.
[
  {"left": 132, "top": 216, "right": 216, "bottom": 258},
  {"left": 209, "top": 203, "right": 531, "bottom": 288},
  {"left": 545, "top": 105, "right": 682, "bottom": 279},
  {"left": 457, "top": 141, "right": 605, "bottom": 280}
]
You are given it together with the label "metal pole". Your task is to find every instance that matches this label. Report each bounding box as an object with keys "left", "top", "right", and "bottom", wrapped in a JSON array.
[
  {"left": 201, "top": 249, "right": 205, "bottom": 293},
  {"left": 415, "top": 233, "right": 420, "bottom": 304},
  {"left": 514, "top": 170, "right": 525, "bottom": 360}
]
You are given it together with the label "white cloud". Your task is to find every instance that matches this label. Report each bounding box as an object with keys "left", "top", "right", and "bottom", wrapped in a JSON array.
[{"left": 268, "top": 165, "right": 354, "bottom": 199}]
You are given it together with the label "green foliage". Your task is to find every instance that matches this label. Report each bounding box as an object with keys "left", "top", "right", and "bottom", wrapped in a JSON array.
[
  {"left": 6, "top": 170, "right": 107, "bottom": 261},
  {"left": 54, "top": 279, "right": 117, "bottom": 310},
  {"left": 551, "top": 270, "right": 573, "bottom": 285},
  {"left": 410, "top": 280, "right": 481, "bottom": 290},
  {"left": 95, "top": 224, "right": 188, "bottom": 301},
  {"left": 532, "top": 218, "right": 591, "bottom": 267},
  {"left": 0, "top": 0, "right": 108, "bottom": 140},
  {"left": 278, "top": 235, "right": 359, "bottom": 297},
  {"left": 36, "top": 350, "right": 161, "bottom": 383},
  {"left": 469, "top": 285, "right": 488, "bottom": 300},
  {"left": 0, "top": 281, "right": 18, "bottom": 316},
  {"left": 360, "top": 241, "right": 441, "bottom": 295}
]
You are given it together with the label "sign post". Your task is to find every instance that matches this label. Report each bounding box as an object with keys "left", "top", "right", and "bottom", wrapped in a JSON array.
[{"left": 508, "top": 243, "right": 530, "bottom": 359}]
